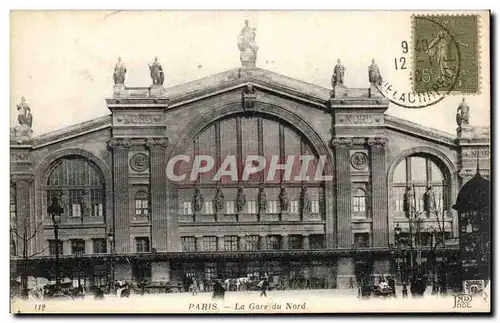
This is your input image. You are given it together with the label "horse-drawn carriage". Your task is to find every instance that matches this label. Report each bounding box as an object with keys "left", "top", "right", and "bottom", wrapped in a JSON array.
[{"left": 359, "top": 282, "right": 394, "bottom": 299}]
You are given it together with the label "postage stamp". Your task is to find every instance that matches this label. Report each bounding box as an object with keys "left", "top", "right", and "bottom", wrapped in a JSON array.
[{"left": 412, "top": 15, "right": 479, "bottom": 94}]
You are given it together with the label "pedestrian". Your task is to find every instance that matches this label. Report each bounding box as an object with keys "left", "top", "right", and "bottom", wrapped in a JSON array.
[
  {"left": 388, "top": 276, "right": 396, "bottom": 298},
  {"left": 402, "top": 282, "right": 408, "bottom": 298},
  {"left": 191, "top": 278, "right": 198, "bottom": 296},
  {"left": 259, "top": 278, "right": 269, "bottom": 297},
  {"left": 348, "top": 277, "right": 354, "bottom": 289}
]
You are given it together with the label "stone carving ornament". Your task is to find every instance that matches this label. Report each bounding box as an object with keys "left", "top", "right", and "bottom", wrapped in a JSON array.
[
  {"left": 129, "top": 153, "right": 149, "bottom": 172},
  {"left": 257, "top": 185, "right": 267, "bottom": 213},
  {"left": 237, "top": 20, "right": 259, "bottom": 54},
  {"left": 213, "top": 187, "right": 225, "bottom": 213},
  {"left": 236, "top": 187, "right": 247, "bottom": 213},
  {"left": 300, "top": 186, "right": 311, "bottom": 215},
  {"left": 192, "top": 187, "right": 204, "bottom": 213},
  {"left": 350, "top": 152, "right": 368, "bottom": 170},
  {"left": 279, "top": 185, "right": 289, "bottom": 212}
]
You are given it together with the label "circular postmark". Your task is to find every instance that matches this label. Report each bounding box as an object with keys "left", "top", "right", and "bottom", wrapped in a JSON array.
[{"left": 374, "top": 15, "right": 464, "bottom": 109}]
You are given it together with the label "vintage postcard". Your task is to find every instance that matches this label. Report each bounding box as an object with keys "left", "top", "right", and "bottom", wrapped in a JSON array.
[{"left": 9, "top": 10, "right": 491, "bottom": 314}]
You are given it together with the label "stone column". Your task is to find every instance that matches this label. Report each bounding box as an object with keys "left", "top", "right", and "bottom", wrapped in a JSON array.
[
  {"left": 11, "top": 174, "right": 34, "bottom": 257},
  {"left": 217, "top": 235, "right": 225, "bottom": 251},
  {"left": 85, "top": 240, "right": 93, "bottom": 255},
  {"left": 368, "top": 138, "right": 389, "bottom": 247},
  {"left": 146, "top": 137, "right": 169, "bottom": 252},
  {"left": 195, "top": 235, "right": 203, "bottom": 252},
  {"left": 259, "top": 234, "right": 267, "bottom": 250},
  {"left": 302, "top": 234, "right": 310, "bottom": 250},
  {"left": 281, "top": 234, "right": 289, "bottom": 250},
  {"left": 331, "top": 138, "right": 352, "bottom": 248},
  {"left": 108, "top": 138, "right": 131, "bottom": 253}
]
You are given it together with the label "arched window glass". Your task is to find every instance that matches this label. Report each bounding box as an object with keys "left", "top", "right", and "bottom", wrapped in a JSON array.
[
  {"left": 135, "top": 191, "right": 149, "bottom": 216},
  {"left": 392, "top": 155, "right": 448, "bottom": 217},
  {"left": 46, "top": 156, "right": 105, "bottom": 218}
]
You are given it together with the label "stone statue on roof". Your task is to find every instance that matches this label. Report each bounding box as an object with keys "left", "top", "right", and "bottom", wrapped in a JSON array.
[
  {"left": 149, "top": 56, "right": 165, "bottom": 86},
  {"left": 331, "top": 59, "right": 345, "bottom": 88},
  {"left": 456, "top": 98, "right": 470, "bottom": 127},
  {"left": 237, "top": 20, "right": 259, "bottom": 54},
  {"left": 113, "top": 57, "right": 127, "bottom": 85},
  {"left": 368, "top": 59, "right": 383, "bottom": 86}
]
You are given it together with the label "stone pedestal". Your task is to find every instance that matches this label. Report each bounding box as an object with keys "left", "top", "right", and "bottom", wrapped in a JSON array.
[
  {"left": 13, "top": 125, "right": 33, "bottom": 143},
  {"left": 113, "top": 84, "right": 128, "bottom": 97},
  {"left": 240, "top": 52, "right": 256, "bottom": 68},
  {"left": 151, "top": 261, "right": 170, "bottom": 282},
  {"left": 149, "top": 84, "right": 167, "bottom": 98},
  {"left": 369, "top": 85, "right": 384, "bottom": 98},
  {"left": 456, "top": 125, "right": 474, "bottom": 138},
  {"left": 333, "top": 85, "right": 348, "bottom": 98}
]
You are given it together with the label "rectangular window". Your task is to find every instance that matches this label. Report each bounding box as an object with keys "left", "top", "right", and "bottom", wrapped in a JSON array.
[
  {"left": 268, "top": 200, "right": 279, "bottom": 213},
  {"left": 224, "top": 236, "right": 239, "bottom": 251},
  {"left": 289, "top": 235, "right": 302, "bottom": 249},
  {"left": 352, "top": 196, "right": 366, "bottom": 213},
  {"left": 69, "top": 190, "right": 84, "bottom": 217},
  {"left": 91, "top": 189, "right": 103, "bottom": 217},
  {"left": 135, "top": 199, "right": 149, "bottom": 216},
  {"left": 135, "top": 237, "right": 150, "bottom": 253},
  {"left": 71, "top": 239, "right": 85, "bottom": 256},
  {"left": 48, "top": 240, "right": 63, "bottom": 256},
  {"left": 204, "top": 201, "right": 213, "bottom": 215},
  {"left": 245, "top": 235, "right": 260, "bottom": 251},
  {"left": 310, "top": 234, "right": 325, "bottom": 249},
  {"left": 181, "top": 236, "right": 196, "bottom": 252},
  {"left": 290, "top": 200, "right": 299, "bottom": 214},
  {"left": 311, "top": 200, "right": 320, "bottom": 214},
  {"left": 266, "top": 235, "right": 281, "bottom": 250},
  {"left": 353, "top": 233, "right": 370, "bottom": 248},
  {"left": 92, "top": 238, "right": 107, "bottom": 254},
  {"left": 226, "top": 201, "right": 235, "bottom": 214},
  {"left": 203, "top": 236, "right": 217, "bottom": 251},
  {"left": 246, "top": 201, "right": 257, "bottom": 214},
  {"left": 183, "top": 201, "right": 192, "bottom": 215}
]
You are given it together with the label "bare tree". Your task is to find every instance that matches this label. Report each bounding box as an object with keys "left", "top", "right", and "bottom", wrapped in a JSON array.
[{"left": 10, "top": 215, "right": 48, "bottom": 299}]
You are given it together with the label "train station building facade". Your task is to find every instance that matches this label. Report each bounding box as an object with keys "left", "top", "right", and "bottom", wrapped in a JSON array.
[{"left": 10, "top": 52, "right": 490, "bottom": 290}]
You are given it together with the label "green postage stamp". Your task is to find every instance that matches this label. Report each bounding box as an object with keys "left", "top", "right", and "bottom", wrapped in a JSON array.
[{"left": 413, "top": 15, "right": 479, "bottom": 93}]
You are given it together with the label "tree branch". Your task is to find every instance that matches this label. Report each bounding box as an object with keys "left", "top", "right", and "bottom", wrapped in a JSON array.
[{"left": 25, "top": 245, "right": 50, "bottom": 259}]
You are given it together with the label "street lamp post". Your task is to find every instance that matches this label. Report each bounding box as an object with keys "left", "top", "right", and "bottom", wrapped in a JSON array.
[
  {"left": 47, "top": 196, "right": 63, "bottom": 293},
  {"left": 107, "top": 233, "right": 115, "bottom": 295}
]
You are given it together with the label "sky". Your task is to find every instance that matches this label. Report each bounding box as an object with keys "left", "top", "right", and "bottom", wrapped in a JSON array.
[{"left": 10, "top": 10, "right": 490, "bottom": 136}]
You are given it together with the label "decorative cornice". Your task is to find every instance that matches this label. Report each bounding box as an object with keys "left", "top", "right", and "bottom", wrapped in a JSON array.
[
  {"left": 145, "top": 137, "right": 169, "bottom": 148},
  {"left": 330, "top": 137, "right": 353, "bottom": 148},
  {"left": 367, "top": 137, "right": 388, "bottom": 147},
  {"left": 11, "top": 173, "right": 34, "bottom": 183},
  {"left": 107, "top": 137, "right": 132, "bottom": 149}
]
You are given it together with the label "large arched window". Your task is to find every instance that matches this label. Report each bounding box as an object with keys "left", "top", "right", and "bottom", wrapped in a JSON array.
[
  {"left": 46, "top": 156, "right": 105, "bottom": 218},
  {"left": 177, "top": 114, "right": 326, "bottom": 223},
  {"left": 392, "top": 154, "right": 448, "bottom": 218}
]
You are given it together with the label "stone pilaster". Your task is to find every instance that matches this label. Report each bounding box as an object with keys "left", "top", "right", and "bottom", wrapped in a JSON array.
[
  {"left": 108, "top": 138, "right": 131, "bottom": 253},
  {"left": 302, "top": 234, "right": 310, "bottom": 250},
  {"left": 217, "top": 235, "right": 225, "bottom": 251},
  {"left": 281, "top": 234, "right": 289, "bottom": 250},
  {"left": 259, "top": 234, "right": 267, "bottom": 250},
  {"left": 368, "top": 137, "right": 388, "bottom": 247},
  {"left": 238, "top": 235, "right": 245, "bottom": 251},
  {"left": 195, "top": 235, "right": 203, "bottom": 252},
  {"left": 331, "top": 138, "right": 352, "bottom": 248},
  {"left": 11, "top": 173, "right": 34, "bottom": 257},
  {"left": 146, "top": 137, "right": 169, "bottom": 252}
]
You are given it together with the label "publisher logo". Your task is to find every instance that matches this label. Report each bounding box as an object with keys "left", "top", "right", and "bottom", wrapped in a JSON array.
[{"left": 453, "top": 294, "right": 472, "bottom": 309}]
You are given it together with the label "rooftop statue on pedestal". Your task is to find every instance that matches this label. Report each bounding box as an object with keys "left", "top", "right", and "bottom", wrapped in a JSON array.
[
  {"left": 368, "top": 59, "right": 383, "bottom": 86},
  {"left": 331, "top": 59, "right": 345, "bottom": 88},
  {"left": 12, "top": 96, "right": 33, "bottom": 142},
  {"left": 237, "top": 20, "right": 259, "bottom": 54},
  {"left": 149, "top": 56, "right": 165, "bottom": 86},
  {"left": 456, "top": 98, "right": 470, "bottom": 127},
  {"left": 113, "top": 57, "right": 127, "bottom": 85}
]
